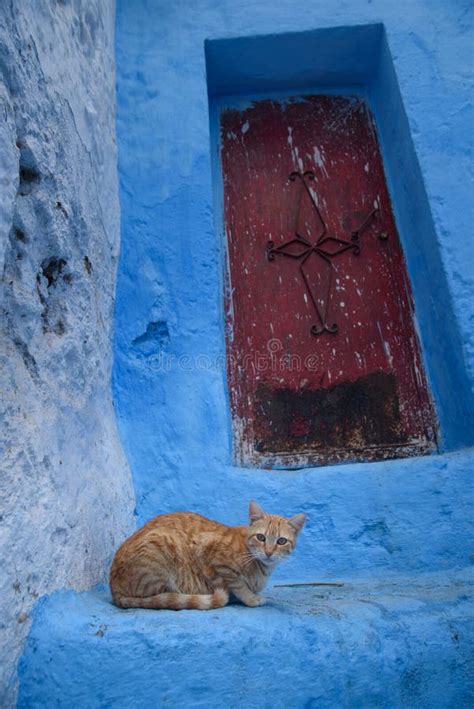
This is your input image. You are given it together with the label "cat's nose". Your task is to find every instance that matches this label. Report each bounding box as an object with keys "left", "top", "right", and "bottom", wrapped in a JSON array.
[{"left": 265, "top": 550, "right": 273, "bottom": 558}]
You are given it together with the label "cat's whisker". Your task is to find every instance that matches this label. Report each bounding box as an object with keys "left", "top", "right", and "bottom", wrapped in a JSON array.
[{"left": 239, "top": 552, "right": 256, "bottom": 567}]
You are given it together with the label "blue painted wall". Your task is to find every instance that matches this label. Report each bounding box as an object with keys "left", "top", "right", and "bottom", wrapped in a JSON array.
[{"left": 114, "top": 0, "right": 474, "bottom": 581}]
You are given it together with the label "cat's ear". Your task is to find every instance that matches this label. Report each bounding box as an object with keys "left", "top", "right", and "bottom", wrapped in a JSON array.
[
  {"left": 249, "top": 500, "right": 265, "bottom": 524},
  {"left": 288, "top": 512, "right": 306, "bottom": 533}
]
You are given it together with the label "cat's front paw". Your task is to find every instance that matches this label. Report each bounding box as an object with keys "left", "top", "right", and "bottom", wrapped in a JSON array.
[{"left": 246, "top": 595, "right": 265, "bottom": 607}]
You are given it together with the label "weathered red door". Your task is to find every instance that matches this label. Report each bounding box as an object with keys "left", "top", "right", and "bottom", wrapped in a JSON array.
[{"left": 220, "top": 96, "right": 436, "bottom": 468}]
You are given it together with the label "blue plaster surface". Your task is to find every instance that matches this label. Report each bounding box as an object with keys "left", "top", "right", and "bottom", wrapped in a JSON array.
[
  {"left": 18, "top": 570, "right": 474, "bottom": 708},
  {"left": 113, "top": 0, "right": 474, "bottom": 578},
  {"left": 0, "top": 1, "right": 135, "bottom": 702},
  {"left": 15, "top": 5, "right": 474, "bottom": 705}
]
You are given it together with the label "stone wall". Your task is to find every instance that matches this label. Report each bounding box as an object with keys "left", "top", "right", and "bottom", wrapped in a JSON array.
[{"left": 0, "top": 1, "right": 135, "bottom": 703}]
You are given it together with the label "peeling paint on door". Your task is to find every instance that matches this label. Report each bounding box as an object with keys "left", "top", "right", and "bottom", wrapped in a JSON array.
[{"left": 220, "top": 95, "right": 436, "bottom": 468}]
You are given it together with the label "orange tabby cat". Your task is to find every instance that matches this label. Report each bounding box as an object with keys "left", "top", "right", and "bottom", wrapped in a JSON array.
[{"left": 110, "top": 501, "right": 306, "bottom": 610}]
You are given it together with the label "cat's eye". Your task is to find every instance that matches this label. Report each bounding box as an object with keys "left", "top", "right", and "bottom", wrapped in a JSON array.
[
  {"left": 277, "top": 537, "right": 288, "bottom": 545},
  {"left": 256, "top": 533, "right": 266, "bottom": 542}
]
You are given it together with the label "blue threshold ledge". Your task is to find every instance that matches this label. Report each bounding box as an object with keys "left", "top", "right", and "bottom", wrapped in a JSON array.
[{"left": 18, "top": 569, "right": 474, "bottom": 708}]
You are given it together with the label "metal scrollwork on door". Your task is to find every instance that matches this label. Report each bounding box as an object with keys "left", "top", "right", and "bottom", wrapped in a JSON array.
[{"left": 266, "top": 170, "right": 382, "bottom": 336}]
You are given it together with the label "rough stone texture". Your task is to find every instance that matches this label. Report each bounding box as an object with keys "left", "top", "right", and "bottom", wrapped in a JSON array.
[
  {"left": 18, "top": 570, "right": 474, "bottom": 708},
  {"left": 0, "top": 2, "right": 135, "bottom": 704},
  {"left": 10, "top": 0, "right": 474, "bottom": 705}
]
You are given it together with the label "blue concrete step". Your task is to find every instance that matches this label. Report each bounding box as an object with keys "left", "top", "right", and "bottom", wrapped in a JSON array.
[{"left": 18, "top": 570, "right": 474, "bottom": 708}]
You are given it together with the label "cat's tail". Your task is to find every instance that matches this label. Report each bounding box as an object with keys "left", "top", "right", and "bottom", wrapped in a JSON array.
[{"left": 113, "top": 588, "right": 229, "bottom": 611}]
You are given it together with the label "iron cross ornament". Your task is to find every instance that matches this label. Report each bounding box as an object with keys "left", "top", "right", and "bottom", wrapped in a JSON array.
[{"left": 266, "top": 170, "right": 385, "bottom": 336}]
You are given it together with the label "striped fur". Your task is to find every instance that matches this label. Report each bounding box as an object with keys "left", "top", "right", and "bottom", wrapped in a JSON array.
[
  {"left": 110, "top": 502, "right": 305, "bottom": 611},
  {"left": 113, "top": 589, "right": 229, "bottom": 610}
]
